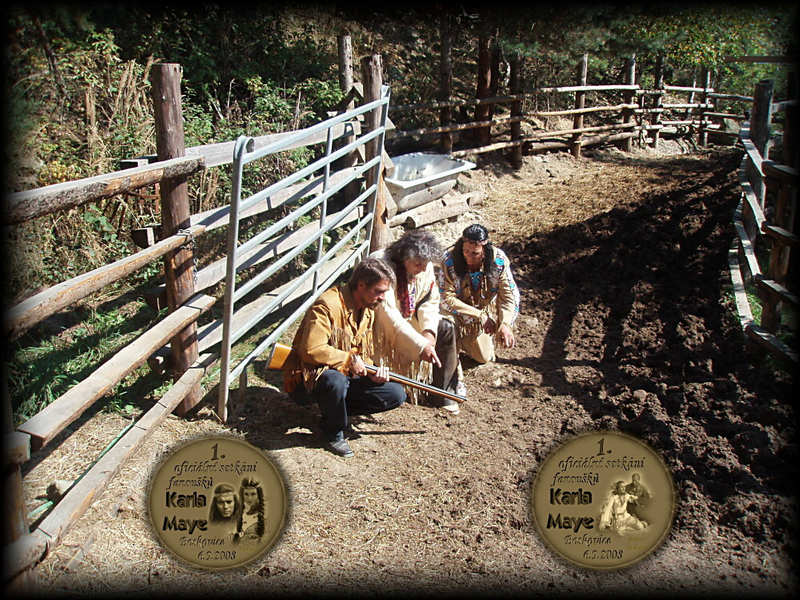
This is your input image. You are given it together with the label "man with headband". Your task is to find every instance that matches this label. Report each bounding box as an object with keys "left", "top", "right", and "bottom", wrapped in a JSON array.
[{"left": 438, "top": 224, "right": 520, "bottom": 364}]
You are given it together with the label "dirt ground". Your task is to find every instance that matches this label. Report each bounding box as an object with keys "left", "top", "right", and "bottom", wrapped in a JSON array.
[{"left": 17, "top": 140, "right": 798, "bottom": 597}]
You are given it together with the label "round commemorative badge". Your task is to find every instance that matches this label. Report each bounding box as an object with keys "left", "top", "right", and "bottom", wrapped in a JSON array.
[
  {"left": 148, "top": 435, "right": 288, "bottom": 570},
  {"left": 530, "top": 430, "right": 675, "bottom": 570}
]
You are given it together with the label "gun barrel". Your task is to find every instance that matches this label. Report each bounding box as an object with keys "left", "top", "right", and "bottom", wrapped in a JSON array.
[{"left": 363, "top": 365, "right": 466, "bottom": 403}]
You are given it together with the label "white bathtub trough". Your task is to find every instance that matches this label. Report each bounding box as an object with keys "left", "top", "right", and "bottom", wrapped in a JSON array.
[{"left": 385, "top": 153, "right": 476, "bottom": 212}]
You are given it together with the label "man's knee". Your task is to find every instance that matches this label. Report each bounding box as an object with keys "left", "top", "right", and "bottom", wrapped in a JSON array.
[
  {"left": 315, "top": 369, "right": 348, "bottom": 400},
  {"left": 437, "top": 319, "right": 455, "bottom": 344},
  {"left": 382, "top": 381, "right": 406, "bottom": 409},
  {"left": 462, "top": 334, "right": 495, "bottom": 364}
]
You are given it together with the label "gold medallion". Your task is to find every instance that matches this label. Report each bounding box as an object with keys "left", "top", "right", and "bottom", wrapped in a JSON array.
[
  {"left": 147, "top": 435, "right": 288, "bottom": 570},
  {"left": 530, "top": 430, "right": 675, "bottom": 570}
]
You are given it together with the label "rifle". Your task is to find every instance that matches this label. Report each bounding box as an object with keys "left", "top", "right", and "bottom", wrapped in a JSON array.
[{"left": 267, "top": 343, "right": 466, "bottom": 403}]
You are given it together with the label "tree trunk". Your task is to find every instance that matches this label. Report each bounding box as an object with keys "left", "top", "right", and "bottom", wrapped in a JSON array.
[
  {"left": 509, "top": 50, "right": 524, "bottom": 168},
  {"left": 439, "top": 12, "right": 453, "bottom": 154},
  {"left": 361, "top": 54, "right": 390, "bottom": 252}
]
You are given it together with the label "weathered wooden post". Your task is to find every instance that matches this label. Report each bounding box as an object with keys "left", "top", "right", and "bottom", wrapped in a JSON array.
[
  {"left": 150, "top": 63, "right": 200, "bottom": 415},
  {"left": 749, "top": 79, "right": 775, "bottom": 207},
  {"left": 620, "top": 54, "right": 636, "bottom": 152},
  {"left": 685, "top": 67, "right": 697, "bottom": 122},
  {"left": 570, "top": 53, "right": 588, "bottom": 158},
  {"left": 361, "top": 54, "right": 390, "bottom": 252},
  {"left": 698, "top": 67, "right": 712, "bottom": 147},
  {"left": 650, "top": 55, "right": 664, "bottom": 148},
  {"left": 509, "top": 49, "right": 524, "bottom": 168},
  {"left": 336, "top": 32, "right": 360, "bottom": 203},
  {"left": 439, "top": 12, "right": 454, "bottom": 154},
  {"left": 3, "top": 374, "right": 34, "bottom": 590}
]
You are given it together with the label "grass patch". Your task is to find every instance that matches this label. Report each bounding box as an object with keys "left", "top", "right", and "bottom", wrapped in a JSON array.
[{"left": 8, "top": 298, "right": 167, "bottom": 426}]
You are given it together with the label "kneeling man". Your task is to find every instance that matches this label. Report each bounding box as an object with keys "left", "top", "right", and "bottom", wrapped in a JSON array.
[{"left": 283, "top": 257, "right": 439, "bottom": 457}]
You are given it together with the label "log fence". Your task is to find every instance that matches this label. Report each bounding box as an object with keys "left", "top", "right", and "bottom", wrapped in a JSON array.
[
  {"left": 387, "top": 53, "right": 759, "bottom": 159},
  {"left": 3, "top": 44, "right": 796, "bottom": 588}
]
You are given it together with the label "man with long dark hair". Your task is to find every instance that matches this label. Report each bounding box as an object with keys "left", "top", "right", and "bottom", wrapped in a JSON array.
[
  {"left": 372, "top": 229, "right": 463, "bottom": 414},
  {"left": 235, "top": 478, "right": 265, "bottom": 543},
  {"left": 439, "top": 224, "right": 520, "bottom": 364},
  {"left": 208, "top": 483, "right": 241, "bottom": 539}
]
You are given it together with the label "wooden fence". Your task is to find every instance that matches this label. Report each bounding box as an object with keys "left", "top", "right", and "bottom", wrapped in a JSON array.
[
  {"left": 3, "top": 57, "right": 391, "bottom": 585},
  {"left": 387, "top": 53, "right": 750, "bottom": 159},
  {"left": 729, "top": 78, "right": 798, "bottom": 366}
]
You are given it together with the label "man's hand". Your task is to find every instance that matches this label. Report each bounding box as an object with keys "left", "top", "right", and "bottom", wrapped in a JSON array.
[
  {"left": 368, "top": 364, "right": 390, "bottom": 383},
  {"left": 349, "top": 354, "right": 368, "bottom": 377},
  {"left": 483, "top": 316, "right": 498, "bottom": 335},
  {"left": 497, "top": 323, "right": 515, "bottom": 348},
  {"left": 419, "top": 330, "right": 441, "bottom": 367}
]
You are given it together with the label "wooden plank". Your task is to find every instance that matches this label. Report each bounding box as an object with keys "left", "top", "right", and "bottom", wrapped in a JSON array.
[
  {"left": 524, "top": 122, "right": 636, "bottom": 140},
  {"left": 728, "top": 244, "right": 755, "bottom": 331},
  {"left": 393, "top": 115, "right": 526, "bottom": 139},
  {"left": 531, "top": 103, "right": 637, "bottom": 118},
  {"left": 17, "top": 294, "right": 215, "bottom": 450},
  {"left": 763, "top": 223, "right": 800, "bottom": 248},
  {"left": 762, "top": 161, "right": 798, "bottom": 184},
  {"left": 4, "top": 432, "right": 30, "bottom": 465},
  {"left": 405, "top": 196, "right": 470, "bottom": 229},
  {"left": 737, "top": 163, "right": 766, "bottom": 229},
  {"left": 3, "top": 224, "right": 206, "bottom": 341},
  {"left": 756, "top": 278, "right": 800, "bottom": 308},
  {"left": 662, "top": 102, "right": 713, "bottom": 110},
  {"left": 389, "top": 192, "right": 470, "bottom": 228},
  {"left": 3, "top": 156, "right": 204, "bottom": 226},
  {"left": 733, "top": 199, "right": 762, "bottom": 279},
  {"left": 537, "top": 84, "right": 639, "bottom": 93},
  {"left": 32, "top": 353, "right": 216, "bottom": 553},
  {"left": 664, "top": 84, "right": 714, "bottom": 93},
  {"left": 702, "top": 112, "right": 744, "bottom": 120},
  {"left": 745, "top": 323, "right": 799, "bottom": 364},
  {"left": 709, "top": 93, "right": 753, "bottom": 102},
  {"left": 3, "top": 530, "right": 49, "bottom": 581},
  {"left": 772, "top": 99, "right": 798, "bottom": 112}
]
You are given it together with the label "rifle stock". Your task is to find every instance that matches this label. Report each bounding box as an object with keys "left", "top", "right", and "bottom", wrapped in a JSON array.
[{"left": 267, "top": 343, "right": 465, "bottom": 403}]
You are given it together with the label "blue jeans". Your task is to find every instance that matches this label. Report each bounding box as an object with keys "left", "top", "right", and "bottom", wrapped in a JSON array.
[{"left": 312, "top": 369, "right": 405, "bottom": 440}]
